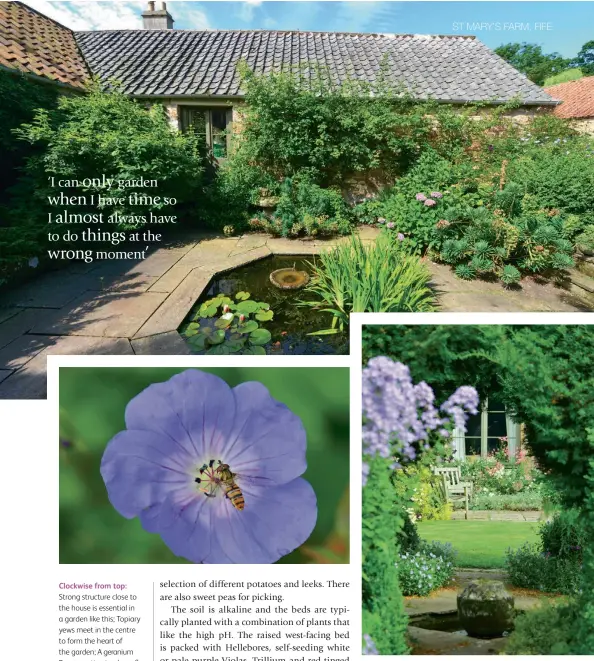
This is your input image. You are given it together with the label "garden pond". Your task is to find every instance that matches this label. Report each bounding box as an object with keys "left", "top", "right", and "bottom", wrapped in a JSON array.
[{"left": 178, "top": 255, "right": 348, "bottom": 355}]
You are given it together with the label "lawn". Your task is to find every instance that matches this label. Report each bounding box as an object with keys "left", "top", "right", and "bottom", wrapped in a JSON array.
[{"left": 417, "top": 520, "right": 540, "bottom": 568}]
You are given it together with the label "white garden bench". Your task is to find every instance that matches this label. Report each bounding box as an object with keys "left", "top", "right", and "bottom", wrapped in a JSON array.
[{"left": 434, "top": 466, "right": 473, "bottom": 519}]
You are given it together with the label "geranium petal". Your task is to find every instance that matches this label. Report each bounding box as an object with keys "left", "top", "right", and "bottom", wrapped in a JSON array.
[
  {"left": 124, "top": 370, "right": 237, "bottom": 460},
  {"left": 101, "top": 430, "right": 193, "bottom": 518},
  {"left": 207, "top": 478, "right": 317, "bottom": 564},
  {"left": 224, "top": 382, "right": 307, "bottom": 485},
  {"left": 140, "top": 490, "right": 236, "bottom": 563}
]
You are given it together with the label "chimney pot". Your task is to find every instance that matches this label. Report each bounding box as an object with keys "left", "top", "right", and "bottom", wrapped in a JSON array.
[{"left": 141, "top": 0, "right": 174, "bottom": 29}]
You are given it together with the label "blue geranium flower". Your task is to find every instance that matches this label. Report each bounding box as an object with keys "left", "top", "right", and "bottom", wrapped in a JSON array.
[{"left": 100, "top": 370, "right": 317, "bottom": 564}]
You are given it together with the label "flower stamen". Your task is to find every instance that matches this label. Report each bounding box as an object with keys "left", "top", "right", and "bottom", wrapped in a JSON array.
[{"left": 194, "top": 459, "right": 245, "bottom": 510}]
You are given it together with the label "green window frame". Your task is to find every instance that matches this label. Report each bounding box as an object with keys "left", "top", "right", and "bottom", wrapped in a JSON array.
[{"left": 178, "top": 105, "right": 232, "bottom": 159}]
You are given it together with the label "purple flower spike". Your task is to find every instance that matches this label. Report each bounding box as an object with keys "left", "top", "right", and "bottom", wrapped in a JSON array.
[
  {"left": 430, "top": 192, "right": 443, "bottom": 199},
  {"left": 397, "top": 233, "right": 405, "bottom": 241},
  {"left": 100, "top": 370, "right": 317, "bottom": 564},
  {"left": 415, "top": 193, "right": 427, "bottom": 202},
  {"left": 377, "top": 217, "right": 386, "bottom": 224},
  {"left": 424, "top": 199, "right": 437, "bottom": 207},
  {"left": 28, "top": 256, "right": 39, "bottom": 268},
  {"left": 386, "top": 221, "right": 395, "bottom": 229}
]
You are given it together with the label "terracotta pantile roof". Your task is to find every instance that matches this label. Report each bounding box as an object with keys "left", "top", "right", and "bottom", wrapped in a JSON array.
[
  {"left": 545, "top": 76, "right": 594, "bottom": 119},
  {"left": 0, "top": 1, "right": 89, "bottom": 89},
  {"left": 75, "top": 29, "right": 556, "bottom": 105}
]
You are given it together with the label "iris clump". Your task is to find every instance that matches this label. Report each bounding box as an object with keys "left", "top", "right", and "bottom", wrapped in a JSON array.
[{"left": 100, "top": 369, "right": 317, "bottom": 564}]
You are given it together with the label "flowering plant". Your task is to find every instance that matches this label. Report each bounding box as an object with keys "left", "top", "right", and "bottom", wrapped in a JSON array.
[
  {"left": 396, "top": 541, "right": 456, "bottom": 596},
  {"left": 101, "top": 369, "right": 317, "bottom": 564},
  {"left": 362, "top": 357, "right": 479, "bottom": 480}
]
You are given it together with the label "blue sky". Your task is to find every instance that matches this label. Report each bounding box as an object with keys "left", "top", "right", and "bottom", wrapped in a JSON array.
[{"left": 29, "top": 1, "right": 594, "bottom": 58}]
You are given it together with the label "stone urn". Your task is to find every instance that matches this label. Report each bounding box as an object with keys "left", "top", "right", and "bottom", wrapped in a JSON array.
[{"left": 457, "top": 579, "right": 515, "bottom": 638}]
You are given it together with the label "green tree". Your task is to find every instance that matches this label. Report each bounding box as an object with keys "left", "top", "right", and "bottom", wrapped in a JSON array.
[
  {"left": 575, "top": 40, "right": 594, "bottom": 75},
  {"left": 14, "top": 82, "right": 209, "bottom": 225},
  {"left": 235, "top": 61, "right": 435, "bottom": 185},
  {"left": 494, "top": 326, "right": 594, "bottom": 653},
  {"left": 495, "top": 42, "right": 571, "bottom": 85}
]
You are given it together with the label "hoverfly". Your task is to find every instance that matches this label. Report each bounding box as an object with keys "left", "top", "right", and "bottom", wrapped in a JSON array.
[{"left": 195, "top": 459, "right": 245, "bottom": 510}]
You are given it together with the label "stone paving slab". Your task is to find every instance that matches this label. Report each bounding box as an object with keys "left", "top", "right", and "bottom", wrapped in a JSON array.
[
  {"left": 148, "top": 265, "right": 194, "bottom": 294},
  {"left": 1, "top": 271, "right": 95, "bottom": 309},
  {"left": 86, "top": 247, "right": 193, "bottom": 278},
  {"left": 174, "top": 237, "right": 239, "bottom": 268},
  {"left": 229, "top": 234, "right": 270, "bottom": 256},
  {"left": 430, "top": 262, "right": 587, "bottom": 312},
  {"left": 0, "top": 334, "right": 53, "bottom": 370},
  {"left": 0, "top": 308, "right": 53, "bottom": 351},
  {"left": 85, "top": 273, "right": 159, "bottom": 293},
  {"left": 268, "top": 238, "right": 319, "bottom": 255},
  {"left": 204, "top": 245, "right": 273, "bottom": 275},
  {"left": 133, "top": 268, "right": 214, "bottom": 339},
  {"left": 31, "top": 290, "right": 169, "bottom": 338},
  {"left": 0, "top": 336, "right": 133, "bottom": 399},
  {"left": 0, "top": 308, "right": 20, "bottom": 324},
  {"left": 0, "top": 369, "right": 13, "bottom": 384},
  {"left": 408, "top": 625, "right": 507, "bottom": 655},
  {"left": 131, "top": 331, "right": 191, "bottom": 355}
]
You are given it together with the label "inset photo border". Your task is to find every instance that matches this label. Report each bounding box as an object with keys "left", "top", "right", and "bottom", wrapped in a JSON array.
[
  {"left": 352, "top": 312, "right": 594, "bottom": 656},
  {"left": 49, "top": 355, "right": 352, "bottom": 566}
]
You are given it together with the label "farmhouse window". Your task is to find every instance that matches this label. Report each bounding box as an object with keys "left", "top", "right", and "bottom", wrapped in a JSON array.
[
  {"left": 178, "top": 106, "right": 232, "bottom": 158},
  {"left": 452, "top": 397, "right": 520, "bottom": 461}
]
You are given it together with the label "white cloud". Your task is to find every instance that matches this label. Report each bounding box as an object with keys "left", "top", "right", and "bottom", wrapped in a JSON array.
[
  {"left": 24, "top": 1, "right": 145, "bottom": 30},
  {"left": 236, "top": 0, "right": 263, "bottom": 23},
  {"left": 22, "top": 1, "right": 210, "bottom": 31},
  {"left": 171, "top": 2, "right": 210, "bottom": 29},
  {"left": 331, "top": 1, "right": 403, "bottom": 34}
]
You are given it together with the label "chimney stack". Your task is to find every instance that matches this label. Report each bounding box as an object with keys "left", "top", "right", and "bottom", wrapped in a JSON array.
[{"left": 141, "top": 1, "right": 174, "bottom": 29}]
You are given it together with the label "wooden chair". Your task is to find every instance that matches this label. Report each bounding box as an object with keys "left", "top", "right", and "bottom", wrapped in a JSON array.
[{"left": 434, "top": 466, "right": 473, "bottom": 519}]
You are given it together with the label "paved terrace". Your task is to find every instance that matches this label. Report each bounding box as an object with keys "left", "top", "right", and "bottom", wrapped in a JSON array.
[{"left": 0, "top": 227, "right": 592, "bottom": 398}]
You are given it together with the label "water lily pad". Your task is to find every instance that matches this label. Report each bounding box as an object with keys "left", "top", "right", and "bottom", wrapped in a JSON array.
[
  {"left": 184, "top": 329, "right": 199, "bottom": 338},
  {"left": 201, "top": 326, "right": 213, "bottom": 335},
  {"left": 207, "top": 329, "right": 226, "bottom": 345},
  {"left": 244, "top": 346, "right": 266, "bottom": 355},
  {"left": 206, "top": 344, "right": 230, "bottom": 355},
  {"left": 187, "top": 334, "right": 208, "bottom": 351},
  {"left": 236, "top": 300, "right": 259, "bottom": 314},
  {"left": 235, "top": 291, "right": 251, "bottom": 301},
  {"left": 238, "top": 320, "right": 259, "bottom": 334},
  {"left": 187, "top": 322, "right": 200, "bottom": 331},
  {"left": 229, "top": 332, "right": 242, "bottom": 341},
  {"left": 224, "top": 339, "right": 245, "bottom": 353},
  {"left": 249, "top": 328, "right": 272, "bottom": 346},
  {"left": 255, "top": 310, "right": 274, "bottom": 322},
  {"left": 199, "top": 303, "right": 219, "bottom": 318},
  {"left": 255, "top": 302, "right": 270, "bottom": 311}
]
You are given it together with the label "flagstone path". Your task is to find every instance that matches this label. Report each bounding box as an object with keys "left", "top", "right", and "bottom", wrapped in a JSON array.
[
  {"left": 0, "top": 226, "right": 592, "bottom": 399},
  {"left": 406, "top": 568, "right": 565, "bottom": 655}
]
